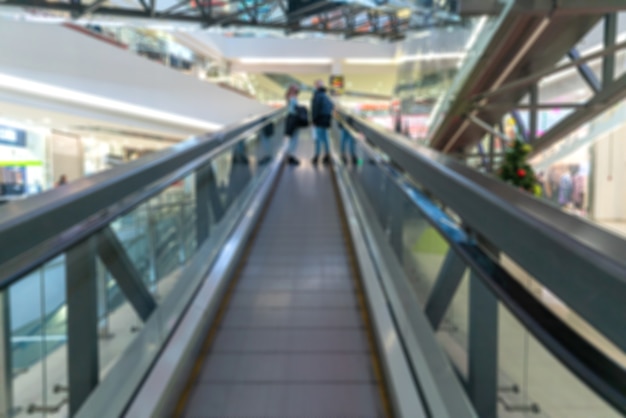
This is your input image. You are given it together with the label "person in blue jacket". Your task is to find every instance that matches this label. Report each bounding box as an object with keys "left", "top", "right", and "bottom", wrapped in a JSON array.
[{"left": 311, "top": 80, "right": 334, "bottom": 165}]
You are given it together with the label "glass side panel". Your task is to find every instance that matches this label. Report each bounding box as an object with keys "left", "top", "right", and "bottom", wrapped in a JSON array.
[
  {"left": 343, "top": 135, "right": 449, "bottom": 304},
  {"left": 435, "top": 271, "right": 470, "bottom": 380},
  {"left": 497, "top": 303, "right": 621, "bottom": 418},
  {"left": 0, "top": 117, "right": 286, "bottom": 418},
  {"left": 10, "top": 255, "right": 68, "bottom": 418}
]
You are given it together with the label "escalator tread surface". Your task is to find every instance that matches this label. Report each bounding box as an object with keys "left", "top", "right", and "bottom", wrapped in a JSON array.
[{"left": 180, "top": 146, "right": 388, "bottom": 417}]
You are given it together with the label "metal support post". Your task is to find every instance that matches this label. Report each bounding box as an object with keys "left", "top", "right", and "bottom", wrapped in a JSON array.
[
  {"left": 511, "top": 110, "right": 528, "bottom": 143},
  {"left": 529, "top": 84, "right": 538, "bottom": 143},
  {"left": 145, "top": 205, "right": 158, "bottom": 294},
  {"left": 97, "top": 227, "right": 157, "bottom": 321},
  {"left": 177, "top": 205, "right": 186, "bottom": 264},
  {"left": 604, "top": 13, "right": 617, "bottom": 87},
  {"left": 66, "top": 237, "right": 99, "bottom": 416},
  {"left": 488, "top": 133, "right": 495, "bottom": 173},
  {"left": 424, "top": 250, "right": 467, "bottom": 329},
  {"left": 195, "top": 165, "right": 211, "bottom": 247},
  {"left": 0, "top": 291, "right": 12, "bottom": 418},
  {"left": 468, "top": 271, "right": 499, "bottom": 418}
]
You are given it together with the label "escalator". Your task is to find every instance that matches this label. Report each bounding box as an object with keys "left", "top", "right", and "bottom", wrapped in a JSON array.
[
  {"left": 174, "top": 141, "right": 392, "bottom": 417},
  {"left": 0, "top": 108, "right": 624, "bottom": 418}
]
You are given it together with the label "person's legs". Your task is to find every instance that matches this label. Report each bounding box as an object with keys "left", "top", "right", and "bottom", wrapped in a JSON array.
[
  {"left": 340, "top": 128, "right": 348, "bottom": 155},
  {"left": 259, "top": 133, "right": 272, "bottom": 164},
  {"left": 349, "top": 134, "right": 357, "bottom": 163},
  {"left": 313, "top": 126, "right": 323, "bottom": 164},
  {"left": 287, "top": 129, "right": 300, "bottom": 165},
  {"left": 234, "top": 141, "right": 248, "bottom": 164},
  {"left": 320, "top": 128, "right": 330, "bottom": 164},
  {"left": 340, "top": 128, "right": 349, "bottom": 163}
]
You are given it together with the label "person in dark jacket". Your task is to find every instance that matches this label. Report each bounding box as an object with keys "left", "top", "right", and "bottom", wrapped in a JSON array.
[
  {"left": 284, "top": 84, "right": 301, "bottom": 165},
  {"left": 311, "top": 80, "right": 334, "bottom": 165}
]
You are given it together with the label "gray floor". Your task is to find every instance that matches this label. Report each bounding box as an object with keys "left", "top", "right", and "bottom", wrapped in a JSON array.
[{"left": 183, "top": 143, "right": 387, "bottom": 417}]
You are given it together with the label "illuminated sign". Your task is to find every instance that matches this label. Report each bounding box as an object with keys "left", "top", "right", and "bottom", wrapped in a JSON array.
[
  {"left": 0, "top": 128, "right": 17, "bottom": 142},
  {"left": 0, "top": 126, "right": 26, "bottom": 147},
  {"left": 329, "top": 75, "right": 344, "bottom": 95}
]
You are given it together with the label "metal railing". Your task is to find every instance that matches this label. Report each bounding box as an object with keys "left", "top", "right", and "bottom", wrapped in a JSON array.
[
  {"left": 0, "top": 108, "right": 285, "bottom": 417},
  {"left": 336, "top": 109, "right": 626, "bottom": 418}
]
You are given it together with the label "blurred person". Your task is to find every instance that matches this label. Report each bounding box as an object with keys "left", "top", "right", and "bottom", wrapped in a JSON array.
[
  {"left": 56, "top": 174, "right": 67, "bottom": 187},
  {"left": 340, "top": 115, "right": 357, "bottom": 165},
  {"left": 571, "top": 164, "right": 586, "bottom": 216},
  {"left": 558, "top": 166, "right": 573, "bottom": 209},
  {"left": 311, "top": 80, "right": 334, "bottom": 165},
  {"left": 258, "top": 117, "right": 275, "bottom": 165},
  {"left": 284, "top": 85, "right": 301, "bottom": 166}
]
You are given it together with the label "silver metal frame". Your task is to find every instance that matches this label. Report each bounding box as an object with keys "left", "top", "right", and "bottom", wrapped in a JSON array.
[
  {"left": 118, "top": 144, "right": 286, "bottom": 418},
  {"left": 331, "top": 140, "right": 477, "bottom": 418},
  {"left": 332, "top": 157, "right": 429, "bottom": 418}
]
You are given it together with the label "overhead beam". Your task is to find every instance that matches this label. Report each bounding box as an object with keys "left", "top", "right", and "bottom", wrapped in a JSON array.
[
  {"left": 482, "top": 102, "right": 585, "bottom": 110},
  {"left": 478, "top": 39, "right": 626, "bottom": 102},
  {"left": 0, "top": 0, "right": 452, "bottom": 39},
  {"left": 603, "top": 13, "right": 617, "bottom": 87},
  {"left": 567, "top": 48, "right": 601, "bottom": 93},
  {"left": 552, "top": 0, "right": 626, "bottom": 13},
  {"left": 529, "top": 72, "right": 626, "bottom": 157},
  {"left": 467, "top": 114, "right": 509, "bottom": 141},
  {"left": 457, "top": 0, "right": 502, "bottom": 16},
  {"left": 511, "top": 110, "right": 528, "bottom": 142},
  {"left": 76, "top": 0, "right": 108, "bottom": 18},
  {"left": 529, "top": 84, "right": 538, "bottom": 142}
]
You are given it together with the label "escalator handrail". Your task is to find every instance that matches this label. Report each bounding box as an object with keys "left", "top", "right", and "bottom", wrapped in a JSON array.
[
  {"left": 338, "top": 109, "right": 626, "bottom": 354},
  {"left": 0, "top": 108, "right": 284, "bottom": 289}
]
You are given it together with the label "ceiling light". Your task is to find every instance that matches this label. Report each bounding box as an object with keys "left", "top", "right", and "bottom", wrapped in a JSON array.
[
  {"left": 238, "top": 58, "right": 332, "bottom": 65},
  {"left": 397, "top": 8, "right": 412, "bottom": 19},
  {"left": 344, "top": 58, "right": 396, "bottom": 65},
  {"left": 398, "top": 52, "right": 466, "bottom": 63}
]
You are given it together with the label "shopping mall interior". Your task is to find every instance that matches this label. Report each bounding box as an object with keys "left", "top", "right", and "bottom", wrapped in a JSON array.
[{"left": 0, "top": 1, "right": 625, "bottom": 418}]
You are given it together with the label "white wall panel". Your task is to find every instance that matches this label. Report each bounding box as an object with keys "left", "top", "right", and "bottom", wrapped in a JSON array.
[{"left": 0, "top": 21, "right": 269, "bottom": 132}]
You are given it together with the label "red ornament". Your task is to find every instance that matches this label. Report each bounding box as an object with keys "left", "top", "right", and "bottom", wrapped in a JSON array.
[{"left": 517, "top": 168, "right": 527, "bottom": 177}]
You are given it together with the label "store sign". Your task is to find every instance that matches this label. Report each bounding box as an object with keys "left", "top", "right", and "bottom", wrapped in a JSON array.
[
  {"left": 0, "top": 126, "right": 26, "bottom": 147},
  {"left": 329, "top": 75, "right": 345, "bottom": 96}
]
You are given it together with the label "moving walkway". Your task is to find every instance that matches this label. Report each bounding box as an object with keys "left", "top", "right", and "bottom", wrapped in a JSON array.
[{"left": 0, "top": 109, "right": 624, "bottom": 418}]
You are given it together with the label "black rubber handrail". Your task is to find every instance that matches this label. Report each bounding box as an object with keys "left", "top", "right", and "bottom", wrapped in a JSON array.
[
  {"left": 338, "top": 108, "right": 626, "bottom": 356},
  {"left": 0, "top": 108, "right": 284, "bottom": 288}
]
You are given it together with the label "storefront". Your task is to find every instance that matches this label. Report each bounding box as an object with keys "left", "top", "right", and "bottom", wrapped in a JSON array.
[{"left": 0, "top": 124, "right": 44, "bottom": 203}]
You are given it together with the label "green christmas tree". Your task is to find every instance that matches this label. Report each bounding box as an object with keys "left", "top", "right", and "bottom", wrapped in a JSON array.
[{"left": 498, "top": 139, "right": 542, "bottom": 197}]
